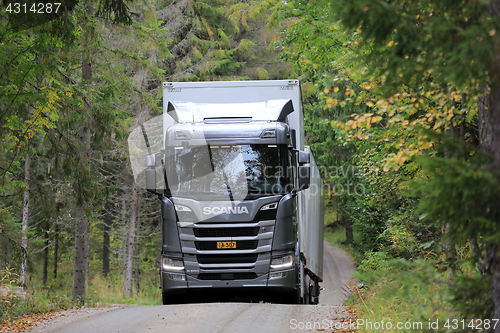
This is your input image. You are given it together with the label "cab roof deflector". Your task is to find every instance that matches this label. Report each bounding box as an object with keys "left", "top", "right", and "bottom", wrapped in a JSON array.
[{"left": 166, "top": 99, "right": 294, "bottom": 123}]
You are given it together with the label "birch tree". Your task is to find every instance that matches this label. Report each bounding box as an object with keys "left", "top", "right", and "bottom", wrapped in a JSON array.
[{"left": 20, "top": 154, "right": 29, "bottom": 287}]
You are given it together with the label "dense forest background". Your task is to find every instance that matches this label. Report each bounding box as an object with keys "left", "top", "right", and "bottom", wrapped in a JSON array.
[{"left": 2, "top": 0, "right": 500, "bottom": 331}]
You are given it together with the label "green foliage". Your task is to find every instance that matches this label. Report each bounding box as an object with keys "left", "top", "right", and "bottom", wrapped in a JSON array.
[
  {"left": 412, "top": 152, "right": 500, "bottom": 243},
  {"left": 321, "top": 0, "right": 497, "bottom": 94},
  {"left": 0, "top": 0, "right": 173, "bottom": 313},
  {"left": 450, "top": 274, "right": 492, "bottom": 320},
  {"left": 254, "top": 67, "right": 269, "bottom": 80},
  {"left": 165, "top": 0, "right": 288, "bottom": 81},
  {"left": 97, "top": 0, "right": 137, "bottom": 25},
  {"left": 278, "top": 0, "right": 500, "bottom": 327},
  {"left": 0, "top": 0, "right": 294, "bottom": 323},
  {"left": 358, "top": 250, "right": 391, "bottom": 272}
]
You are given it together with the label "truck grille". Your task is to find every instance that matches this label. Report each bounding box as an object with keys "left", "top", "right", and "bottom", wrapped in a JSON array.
[
  {"left": 194, "top": 227, "right": 259, "bottom": 238},
  {"left": 197, "top": 272, "right": 258, "bottom": 280},
  {"left": 195, "top": 240, "right": 258, "bottom": 251},
  {"left": 197, "top": 254, "right": 258, "bottom": 264}
]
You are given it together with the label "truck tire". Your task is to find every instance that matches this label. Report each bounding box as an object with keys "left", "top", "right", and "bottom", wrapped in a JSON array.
[
  {"left": 303, "top": 274, "right": 311, "bottom": 305},
  {"left": 311, "top": 281, "right": 319, "bottom": 304},
  {"left": 297, "top": 260, "right": 304, "bottom": 304}
]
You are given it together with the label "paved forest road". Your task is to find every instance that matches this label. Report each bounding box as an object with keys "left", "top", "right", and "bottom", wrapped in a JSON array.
[
  {"left": 320, "top": 241, "right": 356, "bottom": 305},
  {"left": 26, "top": 242, "right": 355, "bottom": 333}
]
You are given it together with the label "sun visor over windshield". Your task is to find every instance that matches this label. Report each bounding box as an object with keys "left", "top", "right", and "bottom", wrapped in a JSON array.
[{"left": 167, "top": 99, "right": 294, "bottom": 123}]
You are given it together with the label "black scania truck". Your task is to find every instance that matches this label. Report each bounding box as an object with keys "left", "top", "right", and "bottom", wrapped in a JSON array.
[{"left": 130, "top": 80, "right": 324, "bottom": 304}]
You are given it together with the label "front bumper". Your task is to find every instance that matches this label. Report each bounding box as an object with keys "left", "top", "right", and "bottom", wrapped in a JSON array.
[{"left": 161, "top": 267, "right": 296, "bottom": 294}]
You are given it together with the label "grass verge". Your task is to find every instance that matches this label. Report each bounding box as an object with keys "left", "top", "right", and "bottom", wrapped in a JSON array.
[
  {"left": 87, "top": 273, "right": 161, "bottom": 306},
  {"left": 1, "top": 268, "right": 73, "bottom": 328},
  {"left": 349, "top": 261, "right": 456, "bottom": 333},
  {"left": 324, "top": 213, "right": 454, "bottom": 332},
  {"left": 1, "top": 262, "right": 161, "bottom": 329}
]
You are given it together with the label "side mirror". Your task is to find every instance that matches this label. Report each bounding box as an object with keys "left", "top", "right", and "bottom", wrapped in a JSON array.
[
  {"left": 146, "top": 154, "right": 156, "bottom": 193},
  {"left": 298, "top": 150, "right": 310, "bottom": 164},
  {"left": 297, "top": 166, "right": 310, "bottom": 190},
  {"left": 290, "top": 129, "right": 297, "bottom": 148}
]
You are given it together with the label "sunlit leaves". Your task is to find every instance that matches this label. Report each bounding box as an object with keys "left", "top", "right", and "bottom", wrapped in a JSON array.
[{"left": 309, "top": 0, "right": 500, "bottom": 172}]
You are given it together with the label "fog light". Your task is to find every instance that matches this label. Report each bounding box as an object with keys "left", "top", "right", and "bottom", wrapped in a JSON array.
[
  {"left": 168, "top": 273, "right": 185, "bottom": 281},
  {"left": 270, "top": 254, "right": 294, "bottom": 269},
  {"left": 162, "top": 257, "right": 184, "bottom": 271},
  {"left": 269, "top": 272, "right": 286, "bottom": 280}
]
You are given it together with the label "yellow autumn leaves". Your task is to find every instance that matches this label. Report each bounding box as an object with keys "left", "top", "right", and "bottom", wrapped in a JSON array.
[
  {"left": 327, "top": 79, "right": 475, "bottom": 171},
  {"left": 12, "top": 87, "right": 73, "bottom": 148},
  {"left": 331, "top": 113, "right": 382, "bottom": 132}
]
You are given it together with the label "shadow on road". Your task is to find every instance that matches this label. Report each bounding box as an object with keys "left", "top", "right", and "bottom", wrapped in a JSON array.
[{"left": 169, "top": 289, "right": 292, "bottom": 305}]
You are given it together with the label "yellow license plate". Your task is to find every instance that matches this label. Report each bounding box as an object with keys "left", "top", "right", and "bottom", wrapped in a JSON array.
[{"left": 217, "top": 241, "right": 236, "bottom": 249}]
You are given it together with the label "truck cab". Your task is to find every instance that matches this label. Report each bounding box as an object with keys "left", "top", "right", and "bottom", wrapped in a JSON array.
[{"left": 137, "top": 81, "right": 323, "bottom": 304}]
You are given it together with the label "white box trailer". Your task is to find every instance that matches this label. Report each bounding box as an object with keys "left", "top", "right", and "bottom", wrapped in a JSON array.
[
  {"left": 162, "top": 80, "right": 305, "bottom": 149},
  {"left": 140, "top": 80, "right": 324, "bottom": 304}
]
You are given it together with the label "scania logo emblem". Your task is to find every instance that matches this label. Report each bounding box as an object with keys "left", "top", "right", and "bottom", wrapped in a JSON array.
[{"left": 202, "top": 206, "right": 249, "bottom": 215}]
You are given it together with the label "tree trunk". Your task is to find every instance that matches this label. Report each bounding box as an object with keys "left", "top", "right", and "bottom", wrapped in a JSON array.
[
  {"left": 156, "top": 226, "right": 162, "bottom": 271},
  {"left": 479, "top": 91, "right": 500, "bottom": 331},
  {"left": 344, "top": 214, "right": 354, "bottom": 245},
  {"left": 84, "top": 223, "right": 90, "bottom": 288},
  {"left": 134, "top": 240, "right": 140, "bottom": 295},
  {"left": 121, "top": 196, "right": 128, "bottom": 280},
  {"left": 134, "top": 197, "right": 142, "bottom": 295},
  {"left": 1, "top": 232, "right": 7, "bottom": 271},
  {"left": 444, "top": 223, "right": 455, "bottom": 279},
  {"left": 20, "top": 154, "right": 30, "bottom": 287},
  {"left": 102, "top": 202, "right": 112, "bottom": 277},
  {"left": 343, "top": 195, "right": 354, "bottom": 245},
  {"left": 42, "top": 227, "right": 49, "bottom": 290},
  {"left": 482, "top": 83, "right": 500, "bottom": 330},
  {"left": 54, "top": 222, "right": 59, "bottom": 279},
  {"left": 123, "top": 180, "right": 138, "bottom": 298},
  {"left": 480, "top": 1, "right": 500, "bottom": 327},
  {"left": 73, "top": 207, "right": 90, "bottom": 304},
  {"left": 72, "top": 2, "right": 93, "bottom": 305},
  {"left": 493, "top": 245, "right": 500, "bottom": 333}
]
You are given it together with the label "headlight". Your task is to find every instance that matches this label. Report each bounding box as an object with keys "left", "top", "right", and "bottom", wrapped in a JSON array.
[
  {"left": 270, "top": 254, "right": 294, "bottom": 269},
  {"left": 261, "top": 129, "right": 276, "bottom": 138},
  {"left": 260, "top": 202, "right": 278, "bottom": 211},
  {"left": 162, "top": 257, "right": 184, "bottom": 271},
  {"left": 175, "top": 205, "right": 192, "bottom": 212}
]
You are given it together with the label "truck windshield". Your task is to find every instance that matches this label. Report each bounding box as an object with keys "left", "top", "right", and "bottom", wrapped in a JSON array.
[{"left": 165, "top": 144, "right": 290, "bottom": 197}]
